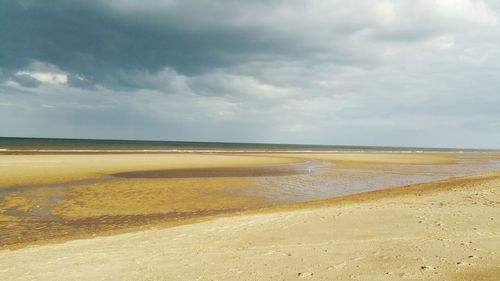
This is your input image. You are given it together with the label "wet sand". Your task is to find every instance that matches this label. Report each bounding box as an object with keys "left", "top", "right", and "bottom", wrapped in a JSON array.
[{"left": 0, "top": 170, "right": 499, "bottom": 280}]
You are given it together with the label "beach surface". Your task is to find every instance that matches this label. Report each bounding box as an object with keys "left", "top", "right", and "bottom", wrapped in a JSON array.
[
  {"left": 0, "top": 170, "right": 499, "bottom": 280},
  {"left": 0, "top": 152, "right": 499, "bottom": 280}
]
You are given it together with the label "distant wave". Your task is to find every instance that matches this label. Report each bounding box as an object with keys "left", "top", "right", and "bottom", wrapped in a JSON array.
[
  {"left": 1, "top": 149, "right": 318, "bottom": 153},
  {"left": 0, "top": 149, "right": 467, "bottom": 153}
]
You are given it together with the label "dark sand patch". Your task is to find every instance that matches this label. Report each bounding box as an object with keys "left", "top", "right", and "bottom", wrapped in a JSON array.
[{"left": 111, "top": 165, "right": 307, "bottom": 178}]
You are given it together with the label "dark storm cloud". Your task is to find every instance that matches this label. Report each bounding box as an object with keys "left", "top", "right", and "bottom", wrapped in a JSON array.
[
  {"left": 0, "top": 0, "right": 479, "bottom": 89},
  {"left": 0, "top": 0, "right": 321, "bottom": 89},
  {"left": 2, "top": 0, "right": 447, "bottom": 89}
]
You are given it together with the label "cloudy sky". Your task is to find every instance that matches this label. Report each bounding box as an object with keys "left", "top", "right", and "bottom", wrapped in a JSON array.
[{"left": 1, "top": 0, "right": 499, "bottom": 148}]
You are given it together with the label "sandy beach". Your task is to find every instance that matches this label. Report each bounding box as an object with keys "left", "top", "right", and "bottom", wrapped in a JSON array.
[{"left": 0, "top": 152, "right": 499, "bottom": 280}]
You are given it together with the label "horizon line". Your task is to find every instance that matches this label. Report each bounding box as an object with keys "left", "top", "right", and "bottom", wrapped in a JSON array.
[{"left": 1, "top": 135, "right": 498, "bottom": 152}]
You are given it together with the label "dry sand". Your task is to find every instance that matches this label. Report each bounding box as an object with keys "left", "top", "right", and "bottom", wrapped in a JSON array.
[{"left": 0, "top": 170, "right": 499, "bottom": 280}]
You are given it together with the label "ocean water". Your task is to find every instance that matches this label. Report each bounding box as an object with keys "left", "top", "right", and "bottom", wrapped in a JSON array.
[{"left": 0, "top": 137, "right": 487, "bottom": 153}]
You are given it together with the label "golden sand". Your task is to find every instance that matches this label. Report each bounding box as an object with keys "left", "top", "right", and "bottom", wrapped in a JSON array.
[{"left": 52, "top": 178, "right": 263, "bottom": 218}]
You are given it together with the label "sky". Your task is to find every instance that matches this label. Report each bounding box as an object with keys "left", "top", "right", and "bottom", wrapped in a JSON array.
[{"left": 1, "top": 0, "right": 499, "bottom": 149}]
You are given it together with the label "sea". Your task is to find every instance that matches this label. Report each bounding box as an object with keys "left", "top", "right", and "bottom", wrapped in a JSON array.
[{"left": 0, "top": 137, "right": 490, "bottom": 153}]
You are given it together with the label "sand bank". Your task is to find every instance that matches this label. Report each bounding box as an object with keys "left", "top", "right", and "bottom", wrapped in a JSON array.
[
  {"left": 0, "top": 171, "right": 499, "bottom": 281},
  {"left": 1, "top": 152, "right": 478, "bottom": 188},
  {"left": 0, "top": 153, "right": 302, "bottom": 187}
]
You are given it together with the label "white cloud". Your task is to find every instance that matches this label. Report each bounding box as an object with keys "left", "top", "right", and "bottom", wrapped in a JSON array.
[
  {"left": 15, "top": 71, "right": 67, "bottom": 85},
  {"left": 421, "top": 0, "right": 498, "bottom": 26}
]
